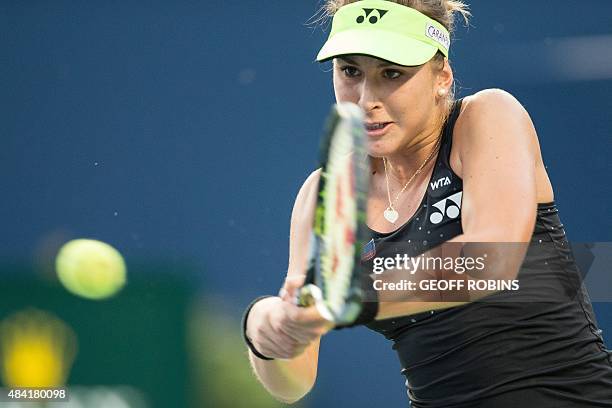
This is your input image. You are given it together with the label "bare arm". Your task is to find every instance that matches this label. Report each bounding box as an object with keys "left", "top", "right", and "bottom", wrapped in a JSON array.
[
  {"left": 246, "top": 170, "right": 329, "bottom": 404},
  {"left": 246, "top": 298, "right": 321, "bottom": 404}
]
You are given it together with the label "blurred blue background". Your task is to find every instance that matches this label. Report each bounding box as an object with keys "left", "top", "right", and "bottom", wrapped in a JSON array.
[{"left": 2, "top": 1, "right": 611, "bottom": 407}]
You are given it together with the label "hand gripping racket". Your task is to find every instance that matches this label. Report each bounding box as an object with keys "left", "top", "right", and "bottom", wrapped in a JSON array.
[{"left": 297, "top": 102, "right": 370, "bottom": 326}]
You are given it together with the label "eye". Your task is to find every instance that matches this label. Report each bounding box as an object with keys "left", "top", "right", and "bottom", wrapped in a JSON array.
[
  {"left": 340, "top": 65, "right": 361, "bottom": 78},
  {"left": 383, "top": 69, "right": 402, "bottom": 80}
]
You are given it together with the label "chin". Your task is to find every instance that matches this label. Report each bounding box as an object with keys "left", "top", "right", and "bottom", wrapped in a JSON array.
[
  {"left": 367, "top": 139, "right": 399, "bottom": 158},
  {"left": 366, "top": 142, "right": 384, "bottom": 158}
]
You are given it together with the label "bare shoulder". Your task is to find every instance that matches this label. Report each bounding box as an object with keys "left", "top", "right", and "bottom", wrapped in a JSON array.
[
  {"left": 454, "top": 89, "right": 538, "bottom": 165},
  {"left": 460, "top": 88, "right": 532, "bottom": 126}
]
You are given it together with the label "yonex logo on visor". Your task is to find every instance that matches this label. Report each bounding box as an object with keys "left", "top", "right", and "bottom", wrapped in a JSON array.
[{"left": 356, "top": 8, "right": 388, "bottom": 24}]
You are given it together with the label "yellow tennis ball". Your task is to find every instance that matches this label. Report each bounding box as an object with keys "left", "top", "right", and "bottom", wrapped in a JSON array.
[{"left": 55, "top": 239, "right": 126, "bottom": 300}]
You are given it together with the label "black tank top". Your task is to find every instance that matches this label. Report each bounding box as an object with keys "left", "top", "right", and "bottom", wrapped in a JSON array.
[{"left": 363, "top": 99, "right": 612, "bottom": 407}]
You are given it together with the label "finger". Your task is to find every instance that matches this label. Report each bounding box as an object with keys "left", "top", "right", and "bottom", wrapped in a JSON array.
[
  {"left": 280, "top": 288, "right": 296, "bottom": 303},
  {"left": 284, "top": 318, "right": 332, "bottom": 340},
  {"left": 284, "top": 274, "right": 307, "bottom": 286},
  {"left": 288, "top": 304, "right": 333, "bottom": 327},
  {"left": 281, "top": 275, "right": 307, "bottom": 301},
  {"left": 272, "top": 333, "right": 307, "bottom": 359},
  {"left": 267, "top": 314, "right": 313, "bottom": 355},
  {"left": 278, "top": 287, "right": 288, "bottom": 300},
  {"left": 254, "top": 317, "right": 298, "bottom": 359},
  {"left": 278, "top": 313, "right": 322, "bottom": 342},
  {"left": 258, "top": 331, "right": 298, "bottom": 359},
  {"left": 272, "top": 307, "right": 318, "bottom": 343},
  {"left": 277, "top": 321, "right": 316, "bottom": 344}
]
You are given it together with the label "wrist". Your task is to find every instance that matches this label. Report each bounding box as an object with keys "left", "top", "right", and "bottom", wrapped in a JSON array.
[
  {"left": 242, "top": 295, "right": 276, "bottom": 360},
  {"left": 246, "top": 296, "right": 278, "bottom": 338}
]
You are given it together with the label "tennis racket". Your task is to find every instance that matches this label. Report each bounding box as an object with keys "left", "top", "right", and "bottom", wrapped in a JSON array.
[{"left": 297, "top": 102, "right": 370, "bottom": 326}]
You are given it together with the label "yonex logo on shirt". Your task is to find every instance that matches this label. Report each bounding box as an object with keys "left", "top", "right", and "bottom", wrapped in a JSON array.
[
  {"left": 356, "top": 8, "right": 388, "bottom": 24},
  {"left": 430, "top": 191, "right": 462, "bottom": 224}
]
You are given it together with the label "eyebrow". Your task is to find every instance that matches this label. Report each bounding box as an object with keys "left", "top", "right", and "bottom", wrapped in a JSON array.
[{"left": 337, "top": 56, "right": 396, "bottom": 68}]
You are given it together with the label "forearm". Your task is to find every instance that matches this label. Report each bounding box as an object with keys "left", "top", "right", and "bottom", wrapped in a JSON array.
[
  {"left": 248, "top": 340, "right": 319, "bottom": 404},
  {"left": 245, "top": 296, "right": 319, "bottom": 404}
]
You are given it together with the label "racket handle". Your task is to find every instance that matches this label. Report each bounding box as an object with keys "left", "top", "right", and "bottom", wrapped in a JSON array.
[
  {"left": 296, "top": 284, "right": 335, "bottom": 322},
  {"left": 297, "top": 284, "right": 317, "bottom": 307}
]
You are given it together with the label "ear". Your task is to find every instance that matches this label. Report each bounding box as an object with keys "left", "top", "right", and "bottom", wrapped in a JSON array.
[{"left": 437, "top": 57, "right": 453, "bottom": 90}]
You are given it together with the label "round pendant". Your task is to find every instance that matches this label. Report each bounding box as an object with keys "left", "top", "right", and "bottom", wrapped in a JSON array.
[{"left": 383, "top": 207, "right": 399, "bottom": 224}]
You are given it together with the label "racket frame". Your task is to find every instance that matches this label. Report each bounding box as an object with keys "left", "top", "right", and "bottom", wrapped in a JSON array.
[{"left": 299, "top": 102, "right": 370, "bottom": 326}]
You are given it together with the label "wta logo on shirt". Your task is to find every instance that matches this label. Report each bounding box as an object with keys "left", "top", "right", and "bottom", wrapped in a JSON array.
[
  {"left": 430, "top": 176, "right": 451, "bottom": 191},
  {"left": 429, "top": 191, "right": 462, "bottom": 224}
]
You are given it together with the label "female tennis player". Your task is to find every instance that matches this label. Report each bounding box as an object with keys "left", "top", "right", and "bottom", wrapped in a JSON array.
[{"left": 242, "top": 1, "right": 612, "bottom": 406}]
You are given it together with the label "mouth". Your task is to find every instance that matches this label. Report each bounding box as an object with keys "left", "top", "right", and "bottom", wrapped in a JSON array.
[{"left": 364, "top": 121, "right": 392, "bottom": 137}]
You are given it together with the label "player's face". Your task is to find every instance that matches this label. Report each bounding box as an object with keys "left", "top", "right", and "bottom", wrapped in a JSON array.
[{"left": 332, "top": 55, "right": 448, "bottom": 157}]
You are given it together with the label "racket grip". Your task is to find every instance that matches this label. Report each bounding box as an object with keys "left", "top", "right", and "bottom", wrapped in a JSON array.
[
  {"left": 296, "top": 284, "right": 316, "bottom": 307},
  {"left": 296, "top": 284, "right": 335, "bottom": 322}
]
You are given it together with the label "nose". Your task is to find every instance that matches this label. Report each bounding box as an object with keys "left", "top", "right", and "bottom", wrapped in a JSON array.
[{"left": 358, "top": 79, "right": 382, "bottom": 113}]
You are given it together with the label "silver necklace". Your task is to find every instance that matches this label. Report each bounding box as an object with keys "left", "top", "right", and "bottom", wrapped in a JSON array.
[{"left": 382, "top": 136, "right": 442, "bottom": 224}]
